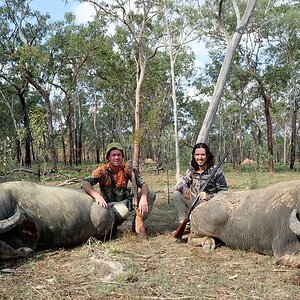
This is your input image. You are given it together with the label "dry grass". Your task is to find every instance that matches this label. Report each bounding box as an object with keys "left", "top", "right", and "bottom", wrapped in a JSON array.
[{"left": 1, "top": 171, "right": 300, "bottom": 299}]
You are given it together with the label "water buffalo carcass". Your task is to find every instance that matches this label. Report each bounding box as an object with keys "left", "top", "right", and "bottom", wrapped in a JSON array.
[
  {"left": 189, "top": 180, "right": 300, "bottom": 268},
  {"left": 0, "top": 181, "right": 115, "bottom": 261}
]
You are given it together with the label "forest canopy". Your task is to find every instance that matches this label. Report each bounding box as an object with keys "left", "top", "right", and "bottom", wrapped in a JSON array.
[{"left": 0, "top": 0, "right": 299, "bottom": 175}]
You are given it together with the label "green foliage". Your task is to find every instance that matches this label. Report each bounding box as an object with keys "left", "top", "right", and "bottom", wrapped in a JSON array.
[
  {"left": 0, "top": 0, "right": 299, "bottom": 173},
  {"left": 253, "top": 146, "right": 273, "bottom": 171}
]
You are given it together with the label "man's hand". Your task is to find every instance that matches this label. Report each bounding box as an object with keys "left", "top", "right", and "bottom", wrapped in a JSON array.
[
  {"left": 138, "top": 195, "right": 149, "bottom": 216},
  {"left": 183, "top": 187, "right": 192, "bottom": 200},
  {"left": 94, "top": 194, "right": 108, "bottom": 208},
  {"left": 82, "top": 183, "right": 108, "bottom": 208},
  {"left": 197, "top": 191, "right": 209, "bottom": 201}
]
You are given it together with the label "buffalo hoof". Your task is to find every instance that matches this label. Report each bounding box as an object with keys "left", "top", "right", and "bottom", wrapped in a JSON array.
[
  {"left": 0, "top": 245, "right": 34, "bottom": 261},
  {"left": 188, "top": 235, "right": 216, "bottom": 252},
  {"left": 202, "top": 237, "right": 216, "bottom": 252},
  {"left": 276, "top": 251, "right": 300, "bottom": 268},
  {"left": 17, "top": 247, "right": 34, "bottom": 257}
]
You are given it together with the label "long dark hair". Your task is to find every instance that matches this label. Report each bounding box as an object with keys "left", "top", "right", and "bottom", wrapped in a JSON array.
[{"left": 191, "top": 142, "right": 214, "bottom": 170}]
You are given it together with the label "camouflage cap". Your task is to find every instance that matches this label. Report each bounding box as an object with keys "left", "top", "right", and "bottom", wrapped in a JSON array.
[{"left": 105, "top": 142, "right": 124, "bottom": 159}]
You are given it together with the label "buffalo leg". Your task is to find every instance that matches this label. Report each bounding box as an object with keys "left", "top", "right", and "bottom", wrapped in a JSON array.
[{"left": 0, "top": 240, "right": 33, "bottom": 261}]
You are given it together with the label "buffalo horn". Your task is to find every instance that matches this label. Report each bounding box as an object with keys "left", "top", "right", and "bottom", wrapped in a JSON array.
[
  {"left": 289, "top": 209, "right": 300, "bottom": 236},
  {"left": 0, "top": 206, "right": 22, "bottom": 233}
]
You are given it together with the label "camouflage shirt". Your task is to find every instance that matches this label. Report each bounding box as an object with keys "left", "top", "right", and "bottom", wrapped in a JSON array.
[
  {"left": 176, "top": 166, "right": 227, "bottom": 197},
  {"left": 81, "top": 162, "right": 145, "bottom": 203}
]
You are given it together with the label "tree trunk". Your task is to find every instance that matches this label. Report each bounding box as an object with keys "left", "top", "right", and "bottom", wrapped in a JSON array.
[
  {"left": 77, "top": 118, "right": 83, "bottom": 165},
  {"left": 259, "top": 86, "right": 274, "bottom": 172},
  {"left": 61, "top": 134, "right": 67, "bottom": 166},
  {"left": 44, "top": 94, "right": 57, "bottom": 171},
  {"left": 74, "top": 98, "right": 78, "bottom": 167},
  {"left": 290, "top": 95, "right": 298, "bottom": 169},
  {"left": 164, "top": 10, "right": 181, "bottom": 181},
  {"left": 197, "top": 0, "right": 257, "bottom": 143},
  {"left": 17, "top": 88, "right": 31, "bottom": 167},
  {"left": 283, "top": 125, "right": 287, "bottom": 165},
  {"left": 0, "top": 88, "right": 23, "bottom": 163},
  {"left": 43, "top": 134, "right": 49, "bottom": 162},
  {"left": 14, "top": 138, "right": 21, "bottom": 163},
  {"left": 133, "top": 61, "right": 146, "bottom": 171},
  {"left": 92, "top": 92, "right": 101, "bottom": 164},
  {"left": 57, "top": 114, "right": 67, "bottom": 165},
  {"left": 66, "top": 94, "right": 74, "bottom": 166},
  {"left": 25, "top": 75, "right": 57, "bottom": 171},
  {"left": 77, "top": 94, "right": 83, "bottom": 165},
  {"left": 74, "top": 126, "right": 78, "bottom": 166}
]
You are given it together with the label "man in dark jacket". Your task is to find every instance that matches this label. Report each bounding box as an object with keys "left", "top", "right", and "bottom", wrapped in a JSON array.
[{"left": 172, "top": 142, "right": 227, "bottom": 233}]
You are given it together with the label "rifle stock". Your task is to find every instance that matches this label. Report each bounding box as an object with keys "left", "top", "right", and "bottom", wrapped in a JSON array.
[
  {"left": 173, "top": 217, "right": 190, "bottom": 239},
  {"left": 173, "top": 150, "right": 229, "bottom": 240},
  {"left": 130, "top": 146, "right": 147, "bottom": 239}
]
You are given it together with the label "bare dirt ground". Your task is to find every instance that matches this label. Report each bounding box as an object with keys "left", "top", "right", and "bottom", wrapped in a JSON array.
[{"left": 1, "top": 171, "right": 300, "bottom": 299}]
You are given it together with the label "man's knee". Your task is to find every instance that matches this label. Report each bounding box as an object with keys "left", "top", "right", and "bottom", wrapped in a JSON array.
[
  {"left": 148, "top": 190, "right": 156, "bottom": 206},
  {"left": 172, "top": 190, "right": 183, "bottom": 202},
  {"left": 144, "top": 190, "right": 156, "bottom": 218},
  {"left": 110, "top": 202, "right": 130, "bottom": 225}
]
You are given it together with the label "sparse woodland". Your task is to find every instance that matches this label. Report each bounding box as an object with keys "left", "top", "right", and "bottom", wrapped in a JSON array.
[
  {"left": 0, "top": 1, "right": 299, "bottom": 177},
  {"left": 1, "top": 2, "right": 300, "bottom": 298}
]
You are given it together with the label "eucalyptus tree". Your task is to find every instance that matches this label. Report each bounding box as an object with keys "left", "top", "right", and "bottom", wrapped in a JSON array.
[
  {"left": 29, "top": 107, "right": 49, "bottom": 162},
  {"left": 208, "top": 52, "right": 260, "bottom": 165},
  {"left": 80, "top": 23, "right": 138, "bottom": 161},
  {"left": 141, "top": 51, "right": 175, "bottom": 165},
  {"left": 265, "top": 2, "right": 300, "bottom": 169},
  {"left": 48, "top": 13, "right": 110, "bottom": 166},
  {"left": 0, "top": 0, "right": 44, "bottom": 166},
  {"left": 230, "top": 0, "right": 300, "bottom": 171},
  {"left": 0, "top": 80, "right": 31, "bottom": 165},
  {"left": 81, "top": 0, "right": 165, "bottom": 170},
  {"left": 197, "top": 0, "right": 300, "bottom": 171},
  {"left": 289, "top": 85, "right": 299, "bottom": 169},
  {"left": 157, "top": 0, "right": 198, "bottom": 179},
  {"left": 0, "top": 0, "right": 60, "bottom": 170},
  {"left": 0, "top": 85, "right": 22, "bottom": 163},
  {"left": 196, "top": 0, "right": 257, "bottom": 144},
  {"left": 159, "top": 0, "right": 203, "bottom": 181}
]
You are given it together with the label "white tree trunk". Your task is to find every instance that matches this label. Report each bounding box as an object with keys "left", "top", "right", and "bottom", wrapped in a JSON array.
[
  {"left": 197, "top": 0, "right": 257, "bottom": 143},
  {"left": 133, "top": 61, "right": 146, "bottom": 170}
]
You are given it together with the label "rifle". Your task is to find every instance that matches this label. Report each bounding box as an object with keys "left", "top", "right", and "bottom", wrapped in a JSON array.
[
  {"left": 128, "top": 146, "right": 135, "bottom": 212},
  {"left": 173, "top": 150, "right": 229, "bottom": 240},
  {"left": 131, "top": 166, "right": 139, "bottom": 211},
  {"left": 130, "top": 146, "right": 147, "bottom": 239}
]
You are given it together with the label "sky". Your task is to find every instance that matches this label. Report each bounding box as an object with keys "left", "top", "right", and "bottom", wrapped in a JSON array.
[
  {"left": 29, "top": 0, "right": 209, "bottom": 70},
  {"left": 30, "top": 0, "right": 95, "bottom": 23}
]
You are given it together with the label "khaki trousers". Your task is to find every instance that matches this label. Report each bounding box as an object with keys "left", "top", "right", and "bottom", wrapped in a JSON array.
[
  {"left": 172, "top": 191, "right": 204, "bottom": 223},
  {"left": 109, "top": 190, "right": 156, "bottom": 226}
]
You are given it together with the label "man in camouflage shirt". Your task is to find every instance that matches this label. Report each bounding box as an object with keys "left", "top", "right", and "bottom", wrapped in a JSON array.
[
  {"left": 81, "top": 142, "right": 156, "bottom": 231},
  {"left": 172, "top": 142, "right": 227, "bottom": 231}
]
